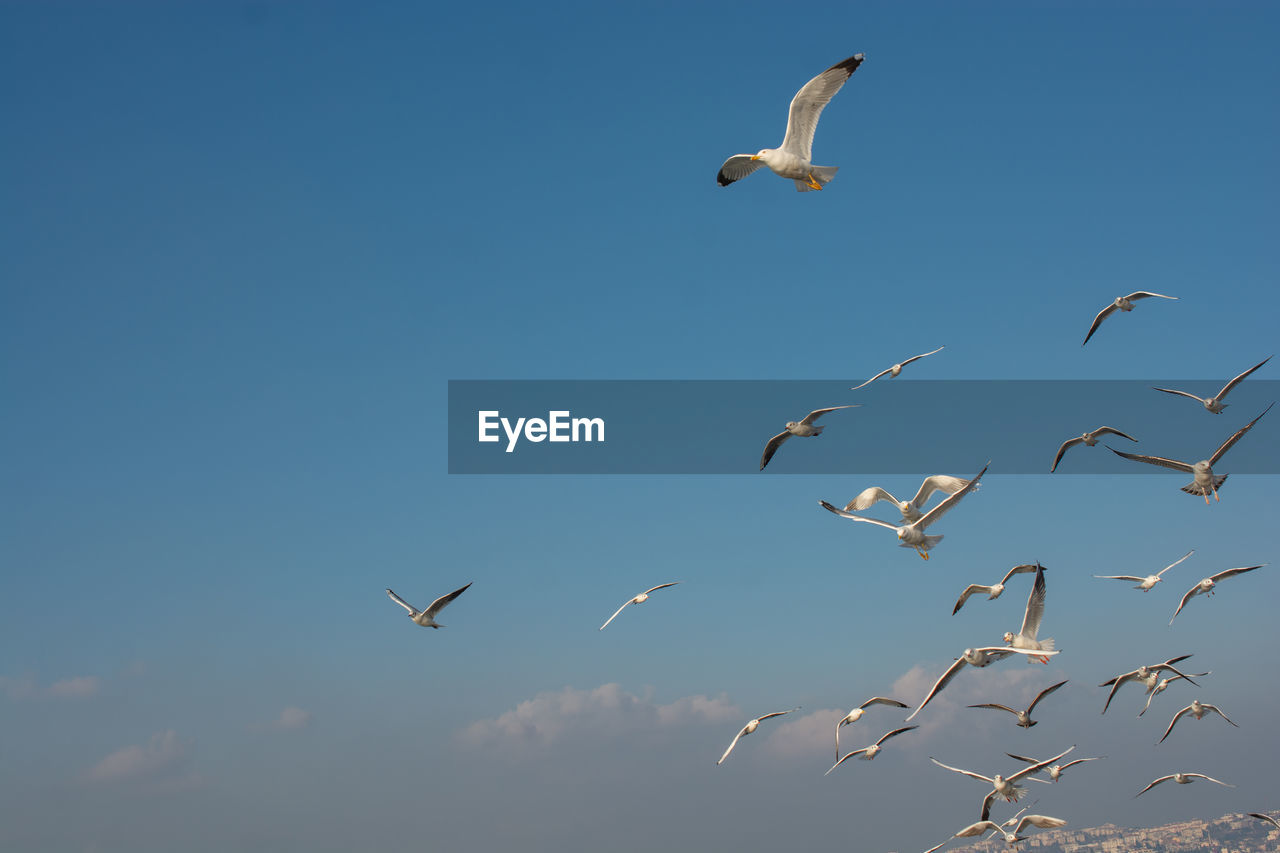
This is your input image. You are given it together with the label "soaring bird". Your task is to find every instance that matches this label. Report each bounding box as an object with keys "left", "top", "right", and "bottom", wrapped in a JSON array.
[
  {"left": 1108, "top": 402, "right": 1274, "bottom": 503},
  {"left": 834, "top": 696, "right": 910, "bottom": 759},
  {"left": 850, "top": 346, "right": 945, "bottom": 390},
  {"left": 953, "top": 563, "right": 1040, "bottom": 615},
  {"left": 1003, "top": 564, "right": 1054, "bottom": 663},
  {"left": 1158, "top": 699, "right": 1239, "bottom": 744},
  {"left": 1006, "top": 753, "right": 1104, "bottom": 782},
  {"left": 1094, "top": 549, "right": 1194, "bottom": 591},
  {"left": 1152, "top": 355, "right": 1272, "bottom": 414},
  {"left": 841, "top": 474, "right": 970, "bottom": 524},
  {"left": 940, "top": 814, "right": 1068, "bottom": 848},
  {"left": 818, "top": 463, "right": 987, "bottom": 559},
  {"left": 385, "top": 583, "right": 472, "bottom": 629},
  {"left": 598, "top": 583, "right": 679, "bottom": 631},
  {"left": 1135, "top": 772, "right": 1234, "bottom": 797},
  {"left": 1139, "top": 671, "right": 1210, "bottom": 717},
  {"left": 1170, "top": 564, "right": 1265, "bottom": 624},
  {"left": 759, "top": 405, "right": 859, "bottom": 470},
  {"left": 1249, "top": 813, "right": 1280, "bottom": 830},
  {"left": 717, "top": 53, "right": 865, "bottom": 192},
  {"left": 906, "top": 646, "right": 1059, "bottom": 722},
  {"left": 1099, "top": 655, "right": 1200, "bottom": 714},
  {"left": 716, "top": 708, "right": 799, "bottom": 765},
  {"left": 1081, "top": 291, "right": 1178, "bottom": 346},
  {"left": 969, "top": 680, "right": 1068, "bottom": 728},
  {"left": 1050, "top": 426, "right": 1138, "bottom": 473},
  {"left": 824, "top": 726, "right": 917, "bottom": 775},
  {"left": 930, "top": 746, "right": 1075, "bottom": 821}
]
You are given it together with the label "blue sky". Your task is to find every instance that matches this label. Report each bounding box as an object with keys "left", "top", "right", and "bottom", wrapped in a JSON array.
[{"left": 2, "top": 2, "right": 1279, "bottom": 851}]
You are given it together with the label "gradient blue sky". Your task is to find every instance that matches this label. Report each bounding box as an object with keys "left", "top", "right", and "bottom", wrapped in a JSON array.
[{"left": 3, "top": 2, "right": 1279, "bottom": 851}]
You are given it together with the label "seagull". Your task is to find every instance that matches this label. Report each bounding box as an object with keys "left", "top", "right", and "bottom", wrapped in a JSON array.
[
  {"left": 598, "top": 582, "right": 680, "bottom": 631},
  {"left": 850, "top": 346, "right": 945, "bottom": 390},
  {"left": 1139, "top": 671, "right": 1210, "bottom": 717},
  {"left": 969, "top": 680, "right": 1068, "bottom": 728},
  {"left": 759, "top": 405, "right": 860, "bottom": 470},
  {"left": 952, "top": 564, "right": 1040, "bottom": 615},
  {"left": 1153, "top": 355, "right": 1272, "bottom": 414},
  {"left": 1081, "top": 291, "right": 1178, "bottom": 346},
  {"left": 1094, "top": 549, "right": 1194, "bottom": 591},
  {"left": 1003, "top": 563, "right": 1054, "bottom": 663},
  {"left": 716, "top": 708, "right": 800, "bottom": 765},
  {"left": 385, "top": 583, "right": 472, "bottom": 629},
  {"left": 1108, "top": 402, "right": 1274, "bottom": 503},
  {"left": 1158, "top": 700, "right": 1240, "bottom": 744},
  {"left": 835, "top": 697, "right": 910, "bottom": 759},
  {"left": 717, "top": 53, "right": 865, "bottom": 192},
  {"left": 930, "top": 746, "right": 1075, "bottom": 820},
  {"left": 824, "top": 726, "right": 917, "bottom": 775},
  {"left": 1135, "top": 772, "right": 1234, "bottom": 798},
  {"left": 842, "top": 474, "right": 971, "bottom": 525},
  {"left": 1100, "top": 655, "right": 1200, "bottom": 714},
  {"left": 905, "top": 646, "right": 1060, "bottom": 722},
  {"left": 1249, "top": 813, "right": 1280, "bottom": 830},
  {"left": 1050, "top": 426, "right": 1138, "bottom": 473},
  {"left": 1006, "top": 753, "right": 1104, "bottom": 782},
  {"left": 819, "top": 463, "right": 987, "bottom": 559},
  {"left": 944, "top": 814, "right": 1068, "bottom": 847},
  {"left": 1170, "top": 564, "right": 1265, "bottom": 624}
]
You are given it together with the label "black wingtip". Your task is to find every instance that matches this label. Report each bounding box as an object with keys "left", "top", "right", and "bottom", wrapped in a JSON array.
[{"left": 717, "top": 171, "right": 734, "bottom": 187}]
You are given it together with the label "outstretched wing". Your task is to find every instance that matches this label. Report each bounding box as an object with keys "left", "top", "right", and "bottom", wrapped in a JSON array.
[
  {"left": 1218, "top": 355, "right": 1271, "bottom": 399},
  {"left": 929, "top": 757, "right": 993, "bottom": 785},
  {"left": 1050, "top": 437, "right": 1083, "bottom": 473},
  {"left": 800, "top": 404, "right": 858, "bottom": 426},
  {"left": 599, "top": 599, "right": 635, "bottom": 631},
  {"left": 851, "top": 367, "right": 894, "bottom": 390},
  {"left": 824, "top": 748, "right": 870, "bottom": 775},
  {"left": 952, "top": 821, "right": 1003, "bottom": 839},
  {"left": 1208, "top": 564, "right": 1264, "bottom": 584},
  {"left": 1209, "top": 402, "right": 1273, "bottom": 464},
  {"left": 1108, "top": 446, "right": 1194, "bottom": 473},
  {"left": 779, "top": 53, "right": 865, "bottom": 162},
  {"left": 817, "top": 501, "right": 901, "bottom": 530},
  {"left": 1157, "top": 550, "right": 1196, "bottom": 577},
  {"left": 1125, "top": 291, "right": 1178, "bottom": 302},
  {"left": 1006, "top": 746, "right": 1075, "bottom": 784},
  {"left": 898, "top": 346, "right": 945, "bottom": 368},
  {"left": 1018, "top": 564, "right": 1047, "bottom": 640},
  {"left": 424, "top": 582, "right": 473, "bottom": 620},
  {"left": 1135, "top": 775, "right": 1174, "bottom": 797},
  {"left": 859, "top": 696, "right": 909, "bottom": 710},
  {"left": 1026, "top": 680, "right": 1068, "bottom": 715},
  {"left": 1094, "top": 574, "right": 1145, "bottom": 583},
  {"left": 1158, "top": 706, "right": 1193, "bottom": 743},
  {"left": 1169, "top": 584, "right": 1202, "bottom": 625},
  {"left": 914, "top": 463, "right": 988, "bottom": 531},
  {"left": 1014, "top": 815, "right": 1068, "bottom": 833},
  {"left": 953, "top": 584, "right": 994, "bottom": 615},
  {"left": 1248, "top": 813, "right": 1280, "bottom": 829},
  {"left": 1082, "top": 303, "right": 1117, "bottom": 346},
  {"left": 1186, "top": 773, "right": 1233, "bottom": 787},
  {"left": 1000, "top": 563, "right": 1040, "bottom": 585},
  {"left": 968, "top": 703, "right": 1018, "bottom": 716},
  {"left": 874, "top": 725, "right": 917, "bottom": 746},
  {"left": 716, "top": 154, "right": 765, "bottom": 187},
  {"left": 906, "top": 658, "right": 968, "bottom": 722},
  {"left": 756, "top": 707, "right": 800, "bottom": 722},
  {"left": 911, "top": 474, "right": 969, "bottom": 508},
  {"left": 1152, "top": 386, "right": 1209, "bottom": 405},
  {"left": 845, "top": 486, "right": 898, "bottom": 512},
  {"left": 385, "top": 588, "right": 419, "bottom": 616},
  {"left": 759, "top": 430, "right": 791, "bottom": 470},
  {"left": 716, "top": 725, "right": 749, "bottom": 765},
  {"left": 1203, "top": 704, "right": 1239, "bottom": 727},
  {"left": 1095, "top": 426, "right": 1139, "bottom": 442}
]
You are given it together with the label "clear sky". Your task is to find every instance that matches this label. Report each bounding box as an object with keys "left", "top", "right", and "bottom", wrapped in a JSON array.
[{"left": 2, "top": 2, "right": 1278, "bottom": 851}]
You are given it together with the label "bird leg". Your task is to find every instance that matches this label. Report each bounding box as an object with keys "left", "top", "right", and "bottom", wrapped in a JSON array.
[
  {"left": 805, "top": 173, "right": 823, "bottom": 191},
  {"left": 917, "top": 548, "right": 930, "bottom": 560}
]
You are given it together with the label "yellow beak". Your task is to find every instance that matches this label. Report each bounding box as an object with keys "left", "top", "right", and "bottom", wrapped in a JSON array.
[{"left": 750, "top": 155, "right": 760, "bottom": 161}]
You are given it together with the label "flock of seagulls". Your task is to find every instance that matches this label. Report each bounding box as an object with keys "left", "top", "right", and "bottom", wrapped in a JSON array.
[{"left": 386, "top": 50, "right": 1276, "bottom": 852}]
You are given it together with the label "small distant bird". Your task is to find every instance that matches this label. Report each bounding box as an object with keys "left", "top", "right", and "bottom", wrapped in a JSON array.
[
  {"left": 1249, "top": 813, "right": 1280, "bottom": 830},
  {"left": 1081, "top": 291, "right": 1178, "bottom": 346},
  {"left": 930, "top": 746, "right": 1075, "bottom": 821},
  {"left": 1158, "top": 699, "right": 1239, "bottom": 744},
  {"left": 716, "top": 708, "right": 800, "bottom": 765},
  {"left": 850, "top": 346, "right": 945, "bottom": 390},
  {"left": 717, "top": 53, "right": 865, "bottom": 192},
  {"left": 969, "top": 680, "right": 1068, "bottom": 728},
  {"left": 1050, "top": 426, "right": 1138, "bottom": 473},
  {"left": 1094, "top": 549, "right": 1194, "bottom": 591},
  {"left": 1100, "top": 655, "right": 1200, "bottom": 714},
  {"left": 1135, "top": 772, "right": 1234, "bottom": 798},
  {"left": 841, "top": 474, "right": 970, "bottom": 524},
  {"left": 1006, "top": 753, "right": 1104, "bottom": 782},
  {"left": 953, "top": 563, "right": 1040, "bottom": 615},
  {"left": 1108, "top": 402, "right": 1274, "bottom": 503},
  {"left": 598, "top": 582, "right": 680, "bottom": 631},
  {"left": 1170, "top": 564, "right": 1265, "bottom": 624},
  {"left": 759, "top": 405, "right": 860, "bottom": 470},
  {"left": 834, "top": 696, "right": 910, "bottom": 759},
  {"left": 1003, "top": 564, "right": 1054, "bottom": 663},
  {"left": 1139, "top": 671, "right": 1210, "bottom": 717},
  {"left": 819, "top": 463, "right": 987, "bottom": 559},
  {"left": 1152, "top": 355, "right": 1272, "bottom": 414},
  {"left": 824, "top": 726, "right": 917, "bottom": 775},
  {"left": 942, "top": 814, "right": 1068, "bottom": 848},
  {"left": 906, "top": 645, "right": 1059, "bottom": 722},
  {"left": 385, "top": 583, "right": 472, "bottom": 629}
]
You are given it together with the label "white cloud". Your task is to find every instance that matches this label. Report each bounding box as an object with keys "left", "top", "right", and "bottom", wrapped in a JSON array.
[
  {"left": 458, "top": 683, "right": 738, "bottom": 750},
  {"left": 0, "top": 674, "right": 101, "bottom": 700},
  {"left": 273, "top": 706, "right": 313, "bottom": 731},
  {"left": 81, "top": 730, "right": 193, "bottom": 787},
  {"left": 891, "top": 658, "right": 1050, "bottom": 741},
  {"left": 761, "top": 708, "right": 846, "bottom": 761}
]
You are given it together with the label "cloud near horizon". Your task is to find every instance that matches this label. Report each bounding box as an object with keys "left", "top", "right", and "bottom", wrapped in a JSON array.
[
  {"left": 458, "top": 683, "right": 739, "bottom": 751},
  {"left": 80, "top": 730, "right": 196, "bottom": 788},
  {"left": 0, "top": 674, "right": 102, "bottom": 700}
]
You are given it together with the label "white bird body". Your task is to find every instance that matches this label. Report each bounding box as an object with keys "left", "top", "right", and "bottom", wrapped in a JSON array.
[
  {"left": 1095, "top": 550, "right": 1193, "bottom": 591},
  {"left": 1170, "top": 564, "right": 1265, "bottom": 624},
  {"left": 1153, "top": 355, "right": 1271, "bottom": 413},
  {"left": 1158, "top": 699, "right": 1239, "bottom": 743},
  {"left": 717, "top": 53, "right": 864, "bottom": 192},
  {"left": 716, "top": 708, "right": 799, "bottom": 765},
  {"left": 385, "top": 583, "right": 472, "bottom": 629},
  {"left": 1002, "top": 564, "right": 1054, "bottom": 662},
  {"left": 598, "top": 582, "right": 680, "bottom": 631},
  {"left": 819, "top": 463, "right": 987, "bottom": 559}
]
